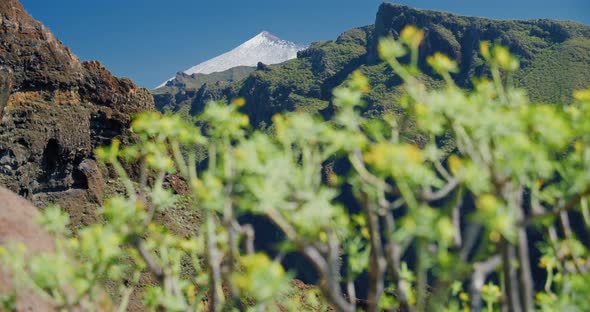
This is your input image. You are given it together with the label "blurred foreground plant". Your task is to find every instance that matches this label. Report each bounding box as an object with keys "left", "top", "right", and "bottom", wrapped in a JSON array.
[{"left": 3, "top": 26, "right": 590, "bottom": 311}]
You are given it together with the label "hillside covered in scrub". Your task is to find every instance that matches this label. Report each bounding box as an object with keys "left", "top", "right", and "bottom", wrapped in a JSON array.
[
  {"left": 2, "top": 0, "right": 590, "bottom": 311},
  {"left": 153, "top": 3, "right": 590, "bottom": 124}
]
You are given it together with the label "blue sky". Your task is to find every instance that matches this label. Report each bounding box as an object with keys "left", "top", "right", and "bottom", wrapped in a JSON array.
[{"left": 19, "top": 0, "right": 590, "bottom": 88}]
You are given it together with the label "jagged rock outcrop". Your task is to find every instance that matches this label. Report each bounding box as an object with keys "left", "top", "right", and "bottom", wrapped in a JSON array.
[
  {"left": 0, "top": 0, "right": 83, "bottom": 90},
  {"left": 0, "top": 0, "right": 155, "bottom": 224}
]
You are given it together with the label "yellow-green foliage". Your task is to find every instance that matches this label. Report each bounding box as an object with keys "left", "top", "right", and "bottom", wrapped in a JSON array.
[{"left": 3, "top": 26, "right": 590, "bottom": 312}]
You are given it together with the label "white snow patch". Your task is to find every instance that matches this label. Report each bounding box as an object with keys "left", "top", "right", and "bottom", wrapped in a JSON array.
[{"left": 156, "top": 31, "right": 306, "bottom": 89}]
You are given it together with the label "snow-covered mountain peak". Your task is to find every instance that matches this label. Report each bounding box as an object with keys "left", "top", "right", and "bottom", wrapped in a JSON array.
[
  {"left": 257, "top": 31, "right": 281, "bottom": 42},
  {"left": 259, "top": 31, "right": 276, "bottom": 39},
  {"left": 156, "top": 31, "right": 306, "bottom": 89}
]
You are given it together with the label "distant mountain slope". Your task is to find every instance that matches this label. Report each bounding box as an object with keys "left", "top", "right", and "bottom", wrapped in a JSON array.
[
  {"left": 154, "top": 3, "right": 590, "bottom": 126},
  {"left": 156, "top": 31, "right": 306, "bottom": 88},
  {"left": 514, "top": 38, "right": 590, "bottom": 103},
  {"left": 153, "top": 66, "right": 255, "bottom": 111}
]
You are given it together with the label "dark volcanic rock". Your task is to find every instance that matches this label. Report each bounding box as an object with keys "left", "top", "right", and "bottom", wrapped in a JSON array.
[
  {"left": 0, "top": 0, "right": 154, "bottom": 217},
  {"left": 0, "top": 0, "right": 83, "bottom": 90},
  {"left": 0, "top": 68, "right": 12, "bottom": 120}
]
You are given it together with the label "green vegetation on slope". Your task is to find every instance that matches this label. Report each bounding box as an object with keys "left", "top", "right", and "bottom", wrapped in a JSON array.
[
  {"left": 153, "top": 66, "right": 255, "bottom": 96},
  {"left": 6, "top": 30, "right": 590, "bottom": 311},
  {"left": 152, "top": 66, "right": 255, "bottom": 111},
  {"left": 152, "top": 3, "right": 590, "bottom": 128},
  {"left": 515, "top": 38, "right": 590, "bottom": 103}
]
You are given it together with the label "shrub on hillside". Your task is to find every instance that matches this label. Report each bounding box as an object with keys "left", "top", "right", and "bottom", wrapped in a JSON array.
[{"left": 2, "top": 26, "right": 590, "bottom": 311}]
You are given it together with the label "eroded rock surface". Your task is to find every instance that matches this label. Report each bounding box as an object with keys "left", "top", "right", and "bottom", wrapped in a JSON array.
[{"left": 0, "top": 0, "right": 154, "bottom": 223}]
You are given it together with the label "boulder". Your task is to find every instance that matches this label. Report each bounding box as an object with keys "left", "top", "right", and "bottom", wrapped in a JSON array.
[{"left": 0, "top": 186, "right": 55, "bottom": 312}]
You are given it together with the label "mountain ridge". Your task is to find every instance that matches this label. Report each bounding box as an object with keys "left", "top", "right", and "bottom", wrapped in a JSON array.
[
  {"left": 156, "top": 31, "right": 306, "bottom": 88},
  {"left": 152, "top": 3, "right": 590, "bottom": 125}
]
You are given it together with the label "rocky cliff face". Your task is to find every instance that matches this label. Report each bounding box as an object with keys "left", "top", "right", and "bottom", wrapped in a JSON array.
[
  {"left": 371, "top": 3, "right": 590, "bottom": 87},
  {"left": 0, "top": 0, "right": 154, "bottom": 222}
]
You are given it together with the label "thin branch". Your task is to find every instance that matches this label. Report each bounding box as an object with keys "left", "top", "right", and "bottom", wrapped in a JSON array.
[
  {"left": 221, "top": 170, "right": 241, "bottom": 304},
  {"left": 170, "top": 140, "right": 189, "bottom": 178},
  {"left": 133, "top": 238, "right": 164, "bottom": 282},
  {"left": 327, "top": 233, "right": 355, "bottom": 312},
  {"left": 361, "top": 192, "right": 386, "bottom": 312},
  {"left": 469, "top": 255, "right": 501, "bottom": 311},
  {"left": 516, "top": 209, "right": 534, "bottom": 311},
  {"left": 206, "top": 214, "right": 223, "bottom": 311},
  {"left": 237, "top": 222, "right": 255, "bottom": 255},
  {"left": 347, "top": 281, "right": 357, "bottom": 306},
  {"left": 452, "top": 189, "right": 463, "bottom": 248},
  {"left": 349, "top": 151, "right": 394, "bottom": 193},
  {"left": 267, "top": 209, "right": 354, "bottom": 312},
  {"left": 143, "top": 171, "right": 166, "bottom": 226},
  {"left": 459, "top": 223, "right": 483, "bottom": 262},
  {"left": 383, "top": 212, "right": 411, "bottom": 311},
  {"left": 531, "top": 200, "right": 559, "bottom": 243},
  {"left": 138, "top": 157, "right": 148, "bottom": 203},
  {"left": 559, "top": 210, "right": 573, "bottom": 239},
  {"left": 267, "top": 210, "right": 297, "bottom": 240},
  {"left": 117, "top": 271, "right": 141, "bottom": 312},
  {"left": 559, "top": 211, "right": 586, "bottom": 273},
  {"left": 434, "top": 160, "right": 453, "bottom": 182},
  {"left": 415, "top": 238, "right": 428, "bottom": 312},
  {"left": 301, "top": 243, "right": 354, "bottom": 312},
  {"left": 521, "top": 186, "right": 590, "bottom": 227},
  {"left": 501, "top": 240, "right": 523, "bottom": 312},
  {"left": 419, "top": 178, "right": 459, "bottom": 201},
  {"left": 391, "top": 197, "right": 406, "bottom": 210}
]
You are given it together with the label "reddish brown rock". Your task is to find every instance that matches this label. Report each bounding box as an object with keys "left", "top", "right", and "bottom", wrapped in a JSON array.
[
  {"left": 0, "top": 1, "right": 156, "bottom": 309},
  {"left": 165, "top": 174, "right": 189, "bottom": 195},
  {"left": 0, "top": 0, "right": 154, "bottom": 217},
  {"left": 0, "top": 0, "right": 83, "bottom": 90},
  {"left": 0, "top": 68, "right": 12, "bottom": 121},
  {"left": 0, "top": 186, "right": 55, "bottom": 312},
  {"left": 0, "top": 187, "right": 114, "bottom": 311}
]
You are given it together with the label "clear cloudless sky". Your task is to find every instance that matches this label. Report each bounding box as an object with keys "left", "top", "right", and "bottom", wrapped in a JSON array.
[{"left": 19, "top": 0, "right": 590, "bottom": 88}]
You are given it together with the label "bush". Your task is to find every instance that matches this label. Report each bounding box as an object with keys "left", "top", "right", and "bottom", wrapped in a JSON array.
[{"left": 3, "top": 26, "right": 590, "bottom": 311}]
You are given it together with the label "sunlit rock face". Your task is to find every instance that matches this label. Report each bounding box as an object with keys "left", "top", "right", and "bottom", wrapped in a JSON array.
[{"left": 0, "top": 0, "right": 154, "bottom": 223}]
